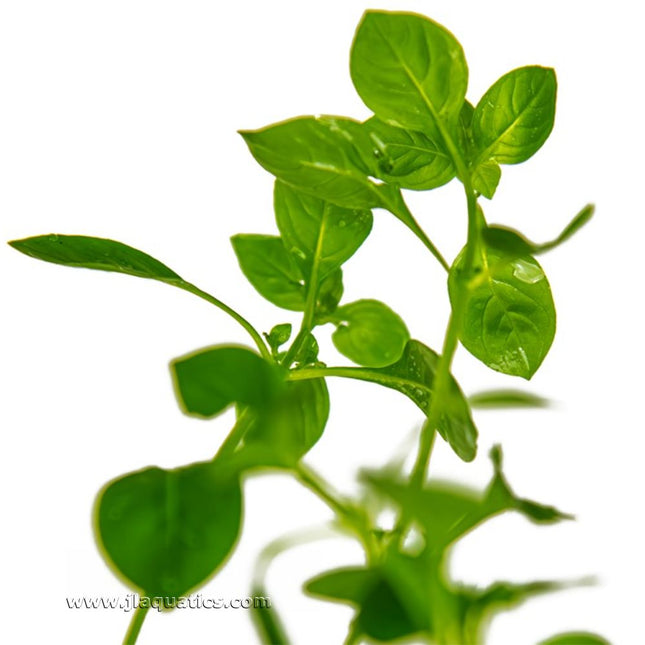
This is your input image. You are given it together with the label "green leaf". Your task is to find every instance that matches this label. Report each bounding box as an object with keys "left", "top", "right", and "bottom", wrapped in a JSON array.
[
  {"left": 241, "top": 379, "right": 330, "bottom": 467},
  {"left": 231, "top": 234, "right": 306, "bottom": 311},
  {"left": 9, "top": 234, "right": 183, "bottom": 283},
  {"left": 171, "top": 345, "right": 284, "bottom": 419},
  {"left": 274, "top": 181, "right": 372, "bottom": 279},
  {"left": 305, "top": 566, "right": 422, "bottom": 642},
  {"left": 449, "top": 241, "right": 556, "bottom": 379},
  {"left": 362, "top": 117, "right": 455, "bottom": 190},
  {"left": 468, "top": 389, "right": 550, "bottom": 409},
  {"left": 350, "top": 11, "right": 468, "bottom": 141},
  {"left": 364, "top": 445, "right": 570, "bottom": 552},
  {"left": 265, "top": 323, "right": 292, "bottom": 355},
  {"left": 315, "top": 268, "right": 344, "bottom": 318},
  {"left": 538, "top": 634, "right": 611, "bottom": 645},
  {"left": 331, "top": 299, "right": 410, "bottom": 368},
  {"left": 483, "top": 204, "right": 594, "bottom": 257},
  {"left": 240, "top": 116, "right": 383, "bottom": 210},
  {"left": 95, "top": 460, "right": 242, "bottom": 600},
  {"left": 472, "top": 66, "right": 556, "bottom": 165},
  {"left": 471, "top": 160, "right": 501, "bottom": 199},
  {"left": 322, "top": 340, "right": 477, "bottom": 461}
]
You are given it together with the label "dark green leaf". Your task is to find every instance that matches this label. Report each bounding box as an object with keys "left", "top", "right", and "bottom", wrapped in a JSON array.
[
  {"left": 457, "top": 100, "right": 476, "bottom": 162},
  {"left": 483, "top": 204, "right": 594, "bottom": 257},
  {"left": 329, "top": 340, "right": 477, "bottom": 461},
  {"left": 95, "top": 460, "right": 242, "bottom": 600},
  {"left": 9, "top": 234, "right": 183, "bottom": 283},
  {"left": 449, "top": 241, "right": 556, "bottom": 379},
  {"left": 473, "top": 66, "right": 556, "bottom": 165},
  {"left": 274, "top": 181, "right": 372, "bottom": 279},
  {"left": 171, "top": 345, "right": 284, "bottom": 419},
  {"left": 331, "top": 299, "right": 410, "bottom": 368},
  {"left": 471, "top": 160, "right": 501, "bottom": 199},
  {"left": 240, "top": 116, "right": 383, "bottom": 210},
  {"left": 242, "top": 378, "right": 329, "bottom": 467},
  {"left": 231, "top": 234, "right": 306, "bottom": 311},
  {"left": 364, "top": 445, "right": 570, "bottom": 551},
  {"left": 265, "top": 323, "right": 292, "bottom": 355},
  {"left": 363, "top": 117, "right": 455, "bottom": 190},
  {"left": 538, "top": 633, "right": 611, "bottom": 645},
  {"left": 350, "top": 11, "right": 468, "bottom": 140},
  {"left": 468, "top": 389, "right": 550, "bottom": 409},
  {"left": 305, "top": 566, "right": 422, "bottom": 642}
]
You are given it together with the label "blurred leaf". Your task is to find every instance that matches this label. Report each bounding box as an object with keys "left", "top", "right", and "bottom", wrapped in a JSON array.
[
  {"left": 9, "top": 234, "right": 183, "bottom": 283},
  {"left": 483, "top": 204, "right": 595, "bottom": 257},
  {"left": 469, "top": 389, "right": 550, "bottom": 409},
  {"left": 241, "top": 378, "right": 329, "bottom": 468},
  {"left": 472, "top": 66, "right": 556, "bottom": 165},
  {"left": 95, "top": 461, "right": 242, "bottom": 601},
  {"left": 274, "top": 181, "right": 372, "bottom": 279},
  {"left": 449, "top": 240, "right": 556, "bottom": 379},
  {"left": 351, "top": 11, "right": 467, "bottom": 140},
  {"left": 231, "top": 234, "right": 306, "bottom": 311},
  {"left": 331, "top": 299, "right": 410, "bottom": 368},
  {"left": 362, "top": 117, "right": 455, "bottom": 190},
  {"left": 538, "top": 634, "right": 610, "bottom": 645},
  {"left": 364, "top": 445, "right": 570, "bottom": 552},
  {"left": 171, "top": 345, "right": 284, "bottom": 419}
]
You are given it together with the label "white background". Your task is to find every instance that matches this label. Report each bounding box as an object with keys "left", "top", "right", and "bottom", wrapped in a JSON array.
[{"left": 1, "top": 1, "right": 642, "bottom": 643}]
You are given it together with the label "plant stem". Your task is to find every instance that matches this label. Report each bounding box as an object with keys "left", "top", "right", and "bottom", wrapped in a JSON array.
[
  {"left": 295, "top": 463, "right": 374, "bottom": 555},
  {"left": 214, "top": 408, "right": 254, "bottom": 461},
  {"left": 176, "top": 280, "right": 272, "bottom": 361},
  {"left": 281, "top": 206, "right": 330, "bottom": 367},
  {"left": 123, "top": 602, "right": 149, "bottom": 645},
  {"left": 382, "top": 187, "right": 449, "bottom": 271}
]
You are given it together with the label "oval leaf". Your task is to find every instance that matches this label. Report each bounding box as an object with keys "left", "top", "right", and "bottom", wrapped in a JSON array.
[
  {"left": 95, "top": 461, "right": 242, "bottom": 600},
  {"left": 363, "top": 117, "right": 455, "bottom": 190},
  {"left": 274, "top": 181, "right": 373, "bottom": 279},
  {"left": 449, "top": 244, "right": 556, "bottom": 379},
  {"left": 473, "top": 66, "right": 556, "bottom": 165},
  {"left": 242, "top": 379, "right": 330, "bottom": 468},
  {"left": 240, "top": 116, "right": 382, "bottom": 209},
  {"left": 171, "top": 345, "right": 284, "bottom": 419},
  {"left": 350, "top": 11, "right": 468, "bottom": 139},
  {"left": 331, "top": 299, "right": 410, "bottom": 368},
  {"left": 231, "top": 234, "right": 306, "bottom": 311},
  {"left": 538, "top": 634, "right": 610, "bottom": 645},
  {"left": 471, "top": 160, "right": 501, "bottom": 199},
  {"left": 9, "top": 234, "right": 183, "bottom": 283}
]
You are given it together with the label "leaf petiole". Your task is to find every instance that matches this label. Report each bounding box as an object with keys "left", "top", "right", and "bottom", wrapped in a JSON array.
[{"left": 123, "top": 602, "right": 149, "bottom": 645}]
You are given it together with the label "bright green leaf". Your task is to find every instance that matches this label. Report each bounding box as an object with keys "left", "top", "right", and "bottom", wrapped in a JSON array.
[
  {"left": 538, "top": 633, "right": 611, "bottom": 645},
  {"left": 473, "top": 66, "right": 556, "bottom": 165},
  {"left": 315, "top": 268, "right": 344, "bottom": 318},
  {"left": 240, "top": 116, "right": 383, "bottom": 210},
  {"left": 331, "top": 299, "right": 410, "bottom": 368},
  {"left": 350, "top": 11, "right": 468, "bottom": 140},
  {"left": 265, "top": 323, "right": 292, "bottom": 355},
  {"left": 95, "top": 460, "right": 242, "bottom": 600},
  {"left": 449, "top": 241, "right": 556, "bottom": 379},
  {"left": 472, "top": 160, "right": 501, "bottom": 199},
  {"left": 171, "top": 345, "right": 284, "bottom": 419},
  {"left": 363, "top": 117, "right": 455, "bottom": 190},
  {"left": 468, "top": 389, "right": 550, "bottom": 409},
  {"left": 274, "top": 181, "right": 372, "bottom": 280},
  {"left": 8, "top": 234, "right": 183, "bottom": 284},
  {"left": 231, "top": 234, "right": 306, "bottom": 311}
]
